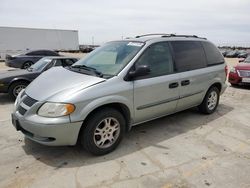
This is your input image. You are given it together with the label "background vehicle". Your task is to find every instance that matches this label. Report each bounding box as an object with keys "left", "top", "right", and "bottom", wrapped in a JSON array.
[
  {"left": 5, "top": 50, "right": 60, "bottom": 69},
  {"left": 220, "top": 49, "right": 228, "bottom": 57},
  {"left": 244, "top": 56, "right": 250, "bottom": 63},
  {"left": 229, "top": 60, "right": 250, "bottom": 86},
  {"left": 0, "top": 56, "right": 78, "bottom": 98},
  {"left": 12, "top": 34, "right": 227, "bottom": 155},
  {"left": 225, "top": 50, "right": 239, "bottom": 58},
  {"left": 237, "top": 50, "right": 248, "bottom": 58}
]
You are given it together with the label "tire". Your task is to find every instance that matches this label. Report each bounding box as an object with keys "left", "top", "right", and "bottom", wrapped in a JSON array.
[
  {"left": 231, "top": 83, "right": 238, "bottom": 87},
  {"left": 22, "top": 61, "right": 33, "bottom": 69},
  {"left": 198, "top": 86, "right": 220, "bottom": 114},
  {"left": 8, "top": 81, "right": 29, "bottom": 99},
  {"left": 81, "top": 107, "right": 126, "bottom": 155}
]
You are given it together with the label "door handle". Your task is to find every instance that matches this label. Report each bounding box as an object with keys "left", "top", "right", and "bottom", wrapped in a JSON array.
[
  {"left": 181, "top": 80, "right": 190, "bottom": 86},
  {"left": 169, "top": 82, "right": 179, "bottom": 88}
]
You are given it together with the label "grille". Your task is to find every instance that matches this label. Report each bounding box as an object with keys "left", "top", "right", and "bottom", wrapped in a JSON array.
[
  {"left": 17, "top": 94, "right": 38, "bottom": 116},
  {"left": 238, "top": 70, "right": 250, "bottom": 78},
  {"left": 17, "top": 105, "right": 27, "bottom": 116},
  {"left": 23, "top": 95, "right": 38, "bottom": 107}
]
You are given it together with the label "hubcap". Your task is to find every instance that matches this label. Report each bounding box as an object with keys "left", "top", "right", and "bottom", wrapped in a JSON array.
[
  {"left": 93, "top": 117, "right": 120, "bottom": 149},
  {"left": 207, "top": 91, "right": 218, "bottom": 110},
  {"left": 13, "top": 85, "right": 26, "bottom": 97}
]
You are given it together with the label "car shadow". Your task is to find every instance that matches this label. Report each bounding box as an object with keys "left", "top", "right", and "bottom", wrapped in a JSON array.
[
  {"left": 22, "top": 104, "right": 233, "bottom": 169},
  {"left": 0, "top": 94, "right": 13, "bottom": 105},
  {"left": 230, "top": 84, "right": 250, "bottom": 90}
]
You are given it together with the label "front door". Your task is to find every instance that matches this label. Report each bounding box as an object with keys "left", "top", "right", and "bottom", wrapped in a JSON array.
[{"left": 133, "top": 42, "right": 180, "bottom": 123}]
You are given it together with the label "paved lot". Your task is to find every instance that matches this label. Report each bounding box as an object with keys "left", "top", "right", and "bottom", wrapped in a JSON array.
[{"left": 0, "top": 59, "right": 250, "bottom": 188}]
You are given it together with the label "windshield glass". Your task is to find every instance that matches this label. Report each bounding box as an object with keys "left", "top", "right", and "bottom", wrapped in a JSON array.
[
  {"left": 72, "top": 41, "right": 144, "bottom": 76},
  {"left": 245, "top": 56, "right": 250, "bottom": 63},
  {"left": 30, "top": 58, "right": 52, "bottom": 71}
]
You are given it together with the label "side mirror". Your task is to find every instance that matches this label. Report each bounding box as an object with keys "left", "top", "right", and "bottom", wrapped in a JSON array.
[{"left": 126, "top": 65, "right": 150, "bottom": 81}]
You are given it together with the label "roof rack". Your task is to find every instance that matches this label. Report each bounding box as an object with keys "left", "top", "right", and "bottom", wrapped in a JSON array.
[
  {"left": 162, "top": 34, "right": 207, "bottom": 40},
  {"left": 135, "top": 33, "right": 173, "bottom": 38},
  {"left": 135, "top": 33, "right": 206, "bottom": 40}
]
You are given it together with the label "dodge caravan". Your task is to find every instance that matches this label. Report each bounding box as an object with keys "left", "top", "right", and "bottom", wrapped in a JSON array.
[{"left": 12, "top": 34, "right": 227, "bottom": 155}]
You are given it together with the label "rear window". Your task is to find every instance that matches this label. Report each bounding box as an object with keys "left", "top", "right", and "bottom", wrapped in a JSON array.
[
  {"left": 26, "top": 51, "right": 45, "bottom": 56},
  {"left": 171, "top": 41, "right": 206, "bottom": 72},
  {"left": 202, "top": 42, "right": 224, "bottom": 65},
  {"left": 45, "top": 51, "right": 59, "bottom": 56}
]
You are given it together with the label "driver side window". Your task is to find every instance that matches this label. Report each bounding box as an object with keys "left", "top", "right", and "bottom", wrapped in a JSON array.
[{"left": 136, "top": 42, "right": 173, "bottom": 78}]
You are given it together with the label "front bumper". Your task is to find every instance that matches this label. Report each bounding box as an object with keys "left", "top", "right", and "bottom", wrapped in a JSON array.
[
  {"left": 228, "top": 72, "right": 250, "bottom": 85},
  {"left": 0, "top": 83, "right": 8, "bottom": 93},
  {"left": 12, "top": 112, "right": 83, "bottom": 146}
]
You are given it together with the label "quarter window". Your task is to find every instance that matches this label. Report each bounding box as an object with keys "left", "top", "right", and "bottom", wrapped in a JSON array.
[
  {"left": 171, "top": 41, "right": 206, "bottom": 72},
  {"left": 135, "top": 42, "right": 173, "bottom": 78},
  {"left": 202, "top": 42, "right": 224, "bottom": 65}
]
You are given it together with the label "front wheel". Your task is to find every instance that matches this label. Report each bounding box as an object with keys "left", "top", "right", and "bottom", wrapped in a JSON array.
[
  {"left": 81, "top": 108, "right": 126, "bottom": 155},
  {"left": 9, "top": 81, "right": 28, "bottom": 99},
  {"left": 198, "top": 87, "right": 220, "bottom": 114}
]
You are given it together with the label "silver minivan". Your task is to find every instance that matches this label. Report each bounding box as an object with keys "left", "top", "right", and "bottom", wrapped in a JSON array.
[{"left": 12, "top": 34, "right": 227, "bottom": 155}]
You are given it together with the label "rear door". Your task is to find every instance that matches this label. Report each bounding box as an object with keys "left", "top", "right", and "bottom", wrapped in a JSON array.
[
  {"left": 133, "top": 42, "right": 180, "bottom": 123},
  {"left": 170, "top": 41, "right": 209, "bottom": 111}
]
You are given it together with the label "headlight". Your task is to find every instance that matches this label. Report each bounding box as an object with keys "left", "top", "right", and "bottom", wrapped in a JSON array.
[
  {"left": 230, "top": 67, "right": 236, "bottom": 73},
  {"left": 37, "top": 102, "right": 75, "bottom": 117}
]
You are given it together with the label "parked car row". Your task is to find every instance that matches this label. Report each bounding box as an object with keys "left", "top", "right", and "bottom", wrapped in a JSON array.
[
  {"left": 0, "top": 56, "right": 78, "bottom": 98},
  {"left": 220, "top": 49, "right": 249, "bottom": 58},
  {"left": 10, "top": 34, "right": 227, "bottom": 155},
  {"left": 5, "top": 50, "right": 60, "bottom": 69}
]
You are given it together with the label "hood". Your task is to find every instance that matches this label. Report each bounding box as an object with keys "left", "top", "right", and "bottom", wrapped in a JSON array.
[
  {"left": 235, "top": 63, "right": 250, "bottom": 70},
  {"left": 25, "top": 67, "right": 106, "bottom": 101},
  {"left": 0, "top": 69, "right": 35, "bottom": 80}
]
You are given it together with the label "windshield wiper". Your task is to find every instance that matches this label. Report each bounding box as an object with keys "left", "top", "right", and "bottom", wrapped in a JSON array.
[{"left": 70, "top": 65, "right": 103, "bottom": 77}]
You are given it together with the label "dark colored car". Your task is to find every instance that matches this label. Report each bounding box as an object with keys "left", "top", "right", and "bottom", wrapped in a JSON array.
[
  {"left": 228, "top": 57, "right": 250, "bottom": 86},
  {"left": 237, "top": 51, "right": 248, "bottom": 58},
  {"left": 0, "top": 57, "right": 78, "bottom": 98},
  {"left": 5, "top": 50, "right": 60, "bottom": 69},
  {"left": 226, "top": 50, "right": 239, "bottom": 58},
  {"left": 220, "top": 49, "right": 228, "bottom": 57}
]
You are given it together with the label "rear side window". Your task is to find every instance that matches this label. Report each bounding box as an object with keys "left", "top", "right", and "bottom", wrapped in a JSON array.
[
  {"left": 202, "top": 42, "right": 224, "bottom": 65},
  {"left": 171, "top": 41, "right": 206, "bottom": 72}
]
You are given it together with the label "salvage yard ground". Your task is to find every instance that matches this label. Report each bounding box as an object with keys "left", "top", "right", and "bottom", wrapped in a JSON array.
[{"left": 0, "top": 58, "right": 250, "bottom": 188}]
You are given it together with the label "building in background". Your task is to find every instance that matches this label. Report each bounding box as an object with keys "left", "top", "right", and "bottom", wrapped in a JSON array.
[{"left": 0, "top": 26, "right": 79, "bottom": 60}]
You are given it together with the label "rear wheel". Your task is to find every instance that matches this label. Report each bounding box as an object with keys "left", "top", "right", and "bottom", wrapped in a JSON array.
[
  {"left": 9, "top": 81, "right": 29, "bottom": 99},
  {"left": 81, "top": 108, "right": 126, "bottom": 155},
  {"left": 199, "top": 87, "right": 220, "bottom": 114},
  {"left": 22, "top": 61, "right": 33, "bottom": 69}
]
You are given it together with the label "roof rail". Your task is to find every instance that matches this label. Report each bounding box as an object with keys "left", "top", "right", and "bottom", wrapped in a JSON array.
[
  {"left": 135, "top": 33, "right": 174, "bottom": 38},
  {"left": 135, "top": 33, "right": 206, "bottom": 40},
  {"left": 162, "top": 34, "right": 207, "bottom": 40}
]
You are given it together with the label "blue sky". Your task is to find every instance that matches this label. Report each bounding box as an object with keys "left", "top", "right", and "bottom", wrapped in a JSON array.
[{"left": 1, "top": 0, "right": 250, "bottom": 46}]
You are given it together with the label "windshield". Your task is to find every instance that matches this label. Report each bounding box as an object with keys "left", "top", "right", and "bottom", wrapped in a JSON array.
[
  {"left": 245, "top": 56, "right": 250, "bottom": 63},
  {"left": 29, "top": 58, "right": 52, "bottom": 71},
  {"left": 72, "top": 41, "right": 144, "bottom": 76}
]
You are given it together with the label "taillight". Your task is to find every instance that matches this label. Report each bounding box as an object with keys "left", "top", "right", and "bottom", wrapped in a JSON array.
[{"left": 225, "top": 65, "right": 228, "bottom": 76}]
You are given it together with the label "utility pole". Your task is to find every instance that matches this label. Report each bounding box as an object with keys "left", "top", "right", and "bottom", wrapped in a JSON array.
[{"left": 92, "top": 36, "right": 94, "bottom": 46}]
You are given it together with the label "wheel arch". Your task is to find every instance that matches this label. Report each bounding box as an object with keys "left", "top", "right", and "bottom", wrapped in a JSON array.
[
  {"left": 8, "top": 78, "right": 31, "bottom": 91},
  {"left": 77, "top": 102, "right": 132, "bottom": 144},
  {"left": 209, "top": 82, "right": 222, "bottom": 93}
]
